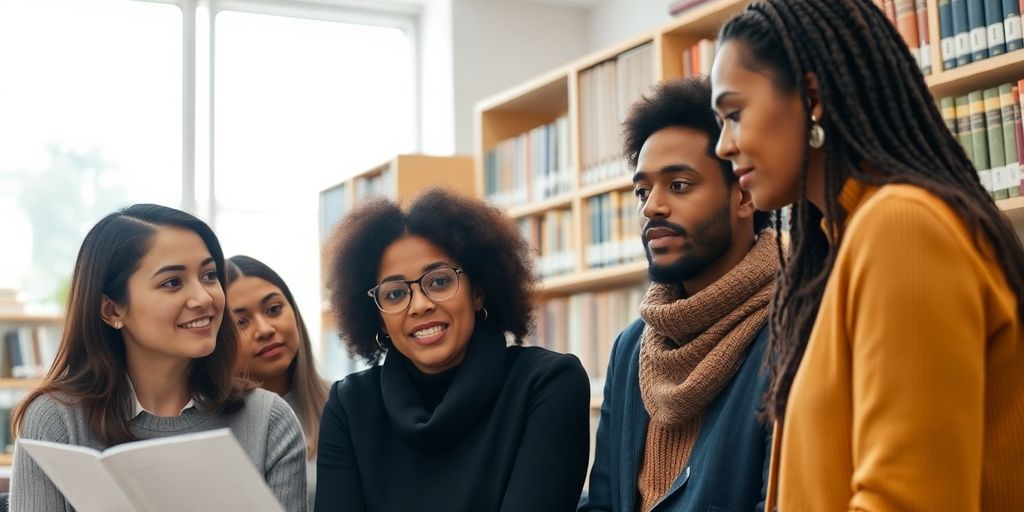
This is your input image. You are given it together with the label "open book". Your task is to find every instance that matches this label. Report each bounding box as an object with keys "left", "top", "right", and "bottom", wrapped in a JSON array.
[{"left": 18, "top": 428, "right": 284, "bottom": 512}]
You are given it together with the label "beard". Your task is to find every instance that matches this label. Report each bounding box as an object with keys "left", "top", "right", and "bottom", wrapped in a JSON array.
[{"left": 643, "top": 203, "right": 733, "bottom": 284}]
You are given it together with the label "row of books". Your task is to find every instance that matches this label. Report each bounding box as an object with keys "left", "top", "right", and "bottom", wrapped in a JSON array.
[
  {"left": 936, "top": 0, "right": 1023, "bottom": 70},
  {"left": 586, "top": 189, "right": 646, "bottom": 269},
  {"left": 580, "top": 43, "right": 655, "bottom": 187},
  {"left": 483, "top": 116, "right": 572, "bottom": 207},
  {"left": 532, "top": 283, "right": 648, "bottom": 383},
  {"left": 518, "top": 208, "right": 575, "bottom": 279},
  {"left": 680, "top": 39, "right": 717, "bottom": 78},
  {"left": 874, "top": 0, "right": 934, "bottom": 75},
  {"left": 354, "top": 166, "right": 395, "bottom": 201},
  {"left": 939, "top": 80, "right": 1024, "bottom": 198},
  {"left": 1, "top": 325, "right": 59, "bottom": 379},
  {"left": 0, "top": 388, "right": 24, "bottom": 453}
]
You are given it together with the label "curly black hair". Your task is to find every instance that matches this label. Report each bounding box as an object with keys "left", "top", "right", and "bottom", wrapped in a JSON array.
[
  {"left": 623, "top": 75, "right": 772, "bottom": 233},
  {"left": 326, "top": 188, "right": 537, "bottom": 364}
]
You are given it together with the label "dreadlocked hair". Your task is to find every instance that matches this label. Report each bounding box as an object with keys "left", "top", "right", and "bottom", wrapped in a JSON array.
[{"left": 720, "top": 0, "right": 1024, "bottom": 423}]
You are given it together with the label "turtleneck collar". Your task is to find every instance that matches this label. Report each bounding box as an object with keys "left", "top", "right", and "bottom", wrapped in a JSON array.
[{"left": 380, "top": 321, "right": 506, "bottom": 448}]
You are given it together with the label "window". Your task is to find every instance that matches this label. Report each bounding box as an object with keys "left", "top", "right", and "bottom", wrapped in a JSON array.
[{"left": 0, "top": 0, "right": 182, "bottom": 307}]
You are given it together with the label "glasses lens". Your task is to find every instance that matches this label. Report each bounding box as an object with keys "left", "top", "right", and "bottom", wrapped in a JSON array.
[
  {"left": 376, "top": 282, "right": 411, "bottom": 313},
  {"left": 422, "top": 268, "right": 459, "bottom": 302}
]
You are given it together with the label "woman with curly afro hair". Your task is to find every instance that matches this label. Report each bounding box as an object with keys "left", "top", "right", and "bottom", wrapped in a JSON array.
[{"left": 315, "top": 188, "right": 590, "bottom": 511}]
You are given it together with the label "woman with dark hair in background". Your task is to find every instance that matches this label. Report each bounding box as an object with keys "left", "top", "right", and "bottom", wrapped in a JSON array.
[
  {"left": 10, "top": 204, "right": 306, "bottom": 512},
  {"left": 227, "top": 254, "right": 328, "bottom": 511},
  {"left": 316, "top": 188, "right": 590, "bottom": 511},
  {"left": 711, "top": 1, "right": 1024, "bottom": 509}
]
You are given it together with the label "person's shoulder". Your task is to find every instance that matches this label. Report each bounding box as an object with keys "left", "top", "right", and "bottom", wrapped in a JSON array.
[
  {"left": 19, "top": 391, "right": 81, "bottom": 442},
  {"left": 329, "top": 365, "right": 383, "bottom": 404},
  {"left": 853, "top": 184, "right": 967, "bottom": 238},
  {"left": 507, "top": 346, "right": 588, "bottom": 383}
]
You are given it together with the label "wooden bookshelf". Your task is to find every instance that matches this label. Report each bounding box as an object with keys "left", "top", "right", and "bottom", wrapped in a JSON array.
[
  {"left": 475, "top": 0, "right": 1024, "bottom": 394},
  {"left": 317, "top": 154, "right": 476, "bottom": 377},
  {"left": 0, "top": 453, "right": 11, "bottom": 466}
]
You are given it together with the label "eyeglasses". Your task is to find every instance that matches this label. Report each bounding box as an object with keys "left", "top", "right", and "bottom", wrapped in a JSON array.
[{"left": 367, "top": 266, "right": 465, "bottom": 314}]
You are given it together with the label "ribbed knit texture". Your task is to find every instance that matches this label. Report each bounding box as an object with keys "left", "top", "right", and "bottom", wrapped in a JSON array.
[
  {"left": 11, "top": 388, "right": 307, "bottom": 512},
  {"left": 776, "top": 181, "right": 1024, "bottom": 511},
  {"left": 636, "top": 232, "right": 777, "bottom": 511}
]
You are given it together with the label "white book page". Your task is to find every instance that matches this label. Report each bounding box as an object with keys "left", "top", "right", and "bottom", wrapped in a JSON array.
[
  {"left": 17, "top": 439, "right": 136, "bottom": 512},
  {"left": 101, "top": 429, "right": 283, "bottom": 512}
]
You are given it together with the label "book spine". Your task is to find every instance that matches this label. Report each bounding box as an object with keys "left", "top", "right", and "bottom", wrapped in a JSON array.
[
  {"left": 968, "top": 0, "right": 990, "bottom": 61},
  {"left": 956, "top": 95, "right": 975, "bottom": 165},
  {"left": 942, "top": 96, "right": 959, "bottom": 135},
  {"left": 916, "top": 0, "right": 932, "bottom": 73},
  {"left": 1004, "top": 0, "right": 1024, "bottom": 50},
  {"left": 941, "top": 0, "right": 958, "bottom": 69},
  {"left": 986, "top": 0, "right": 1008, "bottom": 56},
  {"left": 1000, "top": 83, "right": 1021, "bottom": 197},
  {"left": 954, "top": 0, "right": 975, "bottom": 65},
  {"left": 896, "top": 0, "right": 922, "bottom": 66},
  {"left": 969, "top": 90, "right": 993, "bottom": 195},
  {"left": 985, "top": 87, "right": 1008, "bottom": 199}
]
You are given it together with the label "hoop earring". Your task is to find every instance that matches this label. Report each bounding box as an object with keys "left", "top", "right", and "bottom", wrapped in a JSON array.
[
  {"left": 809, "top": 114, "right": 826, "bottom": 149},
  {"left": 375, "top": 331, "right": 389, "bottom": 350},
  {"left": 479, "top": 307, "right": 489, "bottom": 320}
]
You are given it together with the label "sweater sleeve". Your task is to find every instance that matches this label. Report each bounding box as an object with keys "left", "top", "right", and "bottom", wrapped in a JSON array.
[
  {"left": 500, "top": 353, "right": 591, "bottom": 512},
  {"left": 577, "top": 331, "right": 624, "bottom": 512},
  {"left": 265, "top": 395, "right": 308, "bottom": 512},
  {"left": 10, "top": 394, "right": 75, "bottom": 512},
  {"left": 844, "top": 197, "right": 986, "bottom": 511},
  {"left": 314, "top": 382, "right": 366, "bottom": 512}
]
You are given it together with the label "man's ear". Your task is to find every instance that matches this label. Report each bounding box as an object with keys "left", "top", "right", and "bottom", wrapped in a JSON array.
[
  {"left": 734, "top": 182, "right": 756, "bottom": 222},
  {"left": 100, "top": 295, "right": 126, "bottom": 329},
  {"left": 805, "top": 72, "right": 823, "bottom": 120}
]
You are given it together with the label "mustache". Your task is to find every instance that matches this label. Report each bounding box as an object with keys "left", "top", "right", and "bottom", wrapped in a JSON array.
[{"left": 642, "top": 219, "right": 686, "bottom": 239}]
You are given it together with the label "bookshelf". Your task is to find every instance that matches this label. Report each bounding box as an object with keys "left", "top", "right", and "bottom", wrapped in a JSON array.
[
  {"left": 474, "top": 0, "right": 1024, "bottom": 401},
  {"left": 0, "top": 313, "right": 62, "bottom": 466},
  {"left": 317, "top": 154, "right": 476, "bottom": 380}
]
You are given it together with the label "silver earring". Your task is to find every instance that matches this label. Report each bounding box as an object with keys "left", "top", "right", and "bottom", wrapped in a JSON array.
[
  {"left": 479, "top": 307, "right": 489, "bottom": 320},
  {"left": 809, "top": 115, "right": 826, "bottom": 149},
  {"left": 375, "top": 332, "right": 389, "bottom": 350}
]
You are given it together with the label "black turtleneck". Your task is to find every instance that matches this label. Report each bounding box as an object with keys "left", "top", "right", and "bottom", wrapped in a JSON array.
[{"left": 315, "top": 323, "right": 590, "bottom": 512}]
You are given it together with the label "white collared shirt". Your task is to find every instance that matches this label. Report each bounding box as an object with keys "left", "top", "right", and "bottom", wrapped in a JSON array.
[{"left": 126, "top": 375, "right": 196, "bottom": 419}]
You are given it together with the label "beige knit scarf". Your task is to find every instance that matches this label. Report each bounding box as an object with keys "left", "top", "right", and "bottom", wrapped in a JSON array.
[
  {"left": 639, "top": 231, "right": 777, "bottom": 424},
  {"left": 636, "top": 232, "right": 778, "bottom": 511}
]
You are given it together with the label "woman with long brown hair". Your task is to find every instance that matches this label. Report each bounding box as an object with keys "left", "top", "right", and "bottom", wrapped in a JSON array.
[
  {"left": 226, "top": 254, "right": 328, "bottom": 511},
  {"left": 710, "top": 0, "right": 1024, "bottom": 509},
  {"left": 9, "top": 204, "right": 306, "bottom": 512}
]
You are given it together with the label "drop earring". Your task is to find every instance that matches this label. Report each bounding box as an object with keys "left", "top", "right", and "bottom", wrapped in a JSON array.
[{"left": 809, "top": 114, "right": 826, "bottom": 149}]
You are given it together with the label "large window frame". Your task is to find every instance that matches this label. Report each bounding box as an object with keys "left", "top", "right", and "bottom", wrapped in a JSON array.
[{"left": 135, "top": 0, "right": 420, "bottom": 220}]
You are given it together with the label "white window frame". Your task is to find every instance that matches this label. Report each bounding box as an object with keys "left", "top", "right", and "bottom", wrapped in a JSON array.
[{"left": 134, "top": 0, "right": 420, "bottom": 221}]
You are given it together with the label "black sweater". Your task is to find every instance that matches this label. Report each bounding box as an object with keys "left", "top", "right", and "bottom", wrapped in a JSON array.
[{"left": 315, "top": 324, "right": 590, "bottom": 511}]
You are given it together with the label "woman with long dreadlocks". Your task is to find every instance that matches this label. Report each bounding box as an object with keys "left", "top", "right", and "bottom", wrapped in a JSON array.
[{"left": 710, "top": 0, "right": 1024, "bottom": 510}]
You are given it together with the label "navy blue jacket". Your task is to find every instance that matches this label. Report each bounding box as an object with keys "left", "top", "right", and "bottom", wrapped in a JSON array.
[{"left": 579, "top": 318, "right": 771, "bottom": 512}]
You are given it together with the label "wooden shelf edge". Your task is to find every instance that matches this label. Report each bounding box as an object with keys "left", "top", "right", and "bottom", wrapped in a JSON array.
[
  {"left": 506, "top": 193, "right": 575, "bottom": 218},
  {"left": 0, "top": 313, "right": 62, "bottom": 323},
  {"left": 997, "top": 195, "right": 1024, "bottom": 213},
  {"left": 475, "top": 67, "right": 571, "bottom": 114},
  {"left": 0, "top": 452, "right": 12, "bottom": 466},
  {"left": 927, "top": 50, "right": 1024, "bottom": 98},
  {"left": 578, "top": 174, "right": 634, "bottom": 199},
  {"left": 0, "top": 378, "right": 42, "bottom": 389},
  {"left": 538, "top": 260, "right": 648, "bottom": 297}
]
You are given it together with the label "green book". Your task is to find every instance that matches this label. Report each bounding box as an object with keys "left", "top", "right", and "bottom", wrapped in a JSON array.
[
  {"left": 969, "top": 90, "right": 993, "bottom": 197},
  {"left": 956, "top": 95, "right": 974, "bottom": 164},
  {"left": 984, "top": 87, "right": 1007, "bottom": 200},
  {"left": 941, "top": 96, "right": 958, "bottom": 135},
  {"left": 999, "top": 83, "right": 1021, "bottom": 197}
]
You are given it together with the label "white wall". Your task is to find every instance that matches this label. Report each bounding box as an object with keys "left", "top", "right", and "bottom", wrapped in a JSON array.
[
  {"left": 450, "top": 0, "right": 589, "bottom": 153},
  {"left": 418, "top": 0, "right": 456, "bottom": 154},
  {"left": 587, "top": 0, "right": 670, "bottom": 51}
]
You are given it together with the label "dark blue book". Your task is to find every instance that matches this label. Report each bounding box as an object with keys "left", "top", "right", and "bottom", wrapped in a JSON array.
[
  {"left": 968, "top": 0, "right": 990, "bottom": 61},
  {"left": 941, "top": 0, "right": 958, "bottom": 69},
  {"left": 986, "top": 0, "right": 1007, "bottom": 56},
  {"left": 954, "top": 0, "right": 975, "bottom": 65},
  {"left": 1003, "top": 0, "right": 1023, "bottom": 51}
]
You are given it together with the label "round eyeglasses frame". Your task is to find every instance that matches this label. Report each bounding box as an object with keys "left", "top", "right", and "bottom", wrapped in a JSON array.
[{"left": 366, "top": 266, "right": 465, "bottom": 314}]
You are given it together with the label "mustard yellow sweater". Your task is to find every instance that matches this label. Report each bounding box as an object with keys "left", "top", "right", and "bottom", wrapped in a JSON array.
[{"left": 773, "top": 181, "right": 1024, "bottom": 511}]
